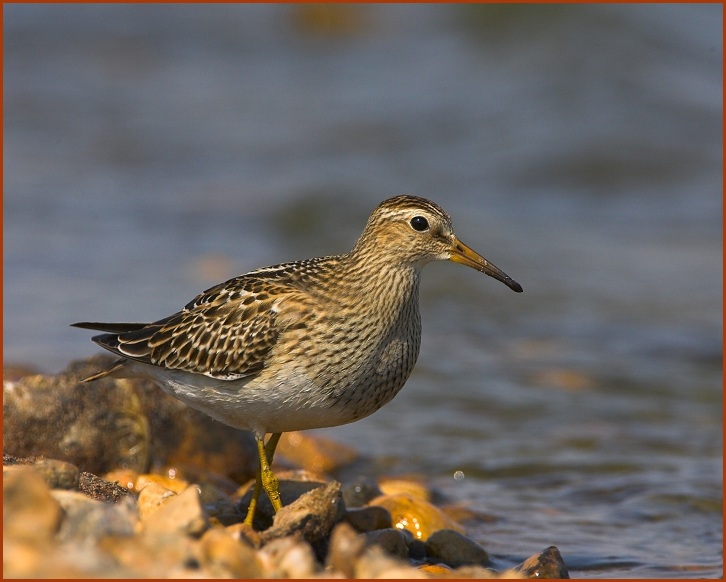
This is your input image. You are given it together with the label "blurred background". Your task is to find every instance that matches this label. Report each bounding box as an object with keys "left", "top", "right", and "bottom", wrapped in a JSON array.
[{"left": 4, "top": 4, "right": 722, "bottom": 577}]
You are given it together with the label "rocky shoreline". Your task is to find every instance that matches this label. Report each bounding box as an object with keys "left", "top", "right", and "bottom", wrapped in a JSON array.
[{"left": 4, "top": 357, "right": 569, "bottom": 578}]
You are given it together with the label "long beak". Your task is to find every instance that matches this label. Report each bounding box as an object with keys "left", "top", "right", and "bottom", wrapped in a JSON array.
[{"left": 449, "top": 237, "right": 523, "bottom": 293}]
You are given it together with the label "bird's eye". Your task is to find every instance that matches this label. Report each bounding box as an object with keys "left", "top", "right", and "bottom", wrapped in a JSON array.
[{"left": 410, "top": 216, "right": 429, "bottom": 232}]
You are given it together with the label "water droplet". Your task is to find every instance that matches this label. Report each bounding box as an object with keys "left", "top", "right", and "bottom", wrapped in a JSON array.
[{"left": 453, "top": 470, "right": 465, "bottom": 481}]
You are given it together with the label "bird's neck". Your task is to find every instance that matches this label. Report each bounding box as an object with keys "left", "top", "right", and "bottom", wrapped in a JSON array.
[{"left": 337, "top": 248, "right": 421, "bottom": 313}]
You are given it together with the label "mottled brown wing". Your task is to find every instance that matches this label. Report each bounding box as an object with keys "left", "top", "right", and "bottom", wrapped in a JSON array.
[{"left": 99, "top": 280, "right": 300, "bottom": 380}]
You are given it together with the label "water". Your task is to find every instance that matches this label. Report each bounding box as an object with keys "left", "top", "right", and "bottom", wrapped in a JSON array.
[{"left": 4, "top": 4, "right": 722, "bottom": 577}]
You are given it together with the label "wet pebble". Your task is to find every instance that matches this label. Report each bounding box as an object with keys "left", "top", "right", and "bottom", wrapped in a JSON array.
[
  {"left": 342, "top": 476, "right": 384, "bottom": 507},
  {"left": 345, "top": 504, "right": 392, "bottom": 531},
  {"left": 364, "top": 527, "right": 411, "bottom": 559},
  {"left": 369, "top": 492, "right": 465, "bottom": 541},
  {"left": 511, "top": 545, "right": 570, "bottom": 579},
  {"left": 424, "top": 528, "right": 491, "bottom": 568},
  {"left": 378, "top": 476, "right": 432, "bottom": 501}
]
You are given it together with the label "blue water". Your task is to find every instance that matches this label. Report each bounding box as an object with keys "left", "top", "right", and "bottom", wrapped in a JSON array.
[{"left": 4, "top": 5, "right": 722, "bottom": 577}]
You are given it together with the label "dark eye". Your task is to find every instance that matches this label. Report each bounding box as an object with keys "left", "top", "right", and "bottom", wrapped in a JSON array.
[{"left": 410, "top": 216, "right": 429, "bottom": 232}]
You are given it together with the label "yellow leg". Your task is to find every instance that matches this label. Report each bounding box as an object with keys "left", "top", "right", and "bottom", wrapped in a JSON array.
[{"left": 243, "top": 433, "right": 283, "bottom": 526}]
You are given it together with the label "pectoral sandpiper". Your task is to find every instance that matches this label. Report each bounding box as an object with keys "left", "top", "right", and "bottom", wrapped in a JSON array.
[{"left": 73, "top": 195, "right": 522, "bottom": 526}]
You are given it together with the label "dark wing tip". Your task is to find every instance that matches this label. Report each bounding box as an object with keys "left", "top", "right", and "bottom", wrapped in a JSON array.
[{"left": 71, "top": 321, "right": 150, "bottom": 333}]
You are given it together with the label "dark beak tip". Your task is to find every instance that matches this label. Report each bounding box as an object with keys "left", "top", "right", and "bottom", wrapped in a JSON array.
[{"left": 510, "top": 280, "right": 523, "bottom": 293}]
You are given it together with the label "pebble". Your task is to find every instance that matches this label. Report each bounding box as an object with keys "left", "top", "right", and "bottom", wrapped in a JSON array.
[
  {"left": 78, "top": 471, "right": 133, "bottom": 502},
  {"left": 3, "top": 466, "right": 62, "bottom": 543},
  {"left": 260, "top": 480, "right": 346, "bottom": 558},
  {"left": 342, "top": 476, "right": 384, "bottom": 507},
  {"left": 424, "top": 528, "right": 491, "bottom": 568},
  {"left": 345, "top": 504, "right": 392, "bottom": 532},
  {"left": 326, "top": 522, "right": 368, "bottom": 577},
  {"left": 98, "top": 530, "right": 200, "bottom": 578},
  {"left": 29, "top": 458, "right": 80, "bottom": 490},
  {"left": 369, "top": 492, "right": 466, "bottom": 541},
  {"left": 258, "top": 536, "right": 320, "bottom": 578},
  {"left": 141, "top": 485, "right": 209, "bottom": 537},
  {"left": 510, "top": 545, "right": 570, "bottom": 579},
  {"left": 137, "top": 481, "right": 177, "bottom": 520},
  {"left": 238, "top": 469, "right": 328, "bottom": 530},
  {"left": 198, "top": 526, "right": 265, "bottom": 577},
  {"left": 378, "top": 476, "right": 432, "bottom": 501},
  {"left": 135, "top": 472, "right": 189, "bottom": 494},
  {"left": 225, "top": 521, "right": 262, "bottom": 548},
  {"left": 52, "top": 490, "right": 138, "bottom": 542},
  {"left": 363, "top": 527, "right": 411, "bottom": 559},
  {"left": 353, "top": 545, "right": 428, "bottom": 579},
  {"left": 418, "top": 562, "right": 455, "bottom": 575}
]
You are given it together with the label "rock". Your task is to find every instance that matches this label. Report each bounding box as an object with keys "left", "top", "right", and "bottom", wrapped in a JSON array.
[
  {"left": 511, "top": 546, "right": 570, "bottom": 579},
  {"left": 326, "top": 522, "right": 368, "bottom": 577},
  {"left": 258, "top": 536, "right": 320, "bottom": 578},
  {"left": 237, "top": 469, "right": 328, "bottom": 530},
  {"left": 51, "top": 490, "right": 138, "bottom": 542},
  {"left": 452, "top": 564, "right": 501, "bottom": 578},
  {"left": 275, "top": 430, "right": 358, "bottom": 474},
  {"left": 141, "top": 485, "right": 209, "bottom": 537},
  {"left": 260, "top": 480, "right": 346, "bottom": 559},
  {"left": 98, "top": 531, "right": 200, "bottom": 578},
  {"left": 369, "top": 492, "right": 466, "bottom": 541},
  {"left": 225, "top": 521, "right": 261, "bottom": 548},
  {"left": 3, "top": 455, "right": 131, "bottom": 503},
  {"left": 79, "top": 471, "right": 133, "bottom": 502},
  {"left": 418, "top": 562, "right": 455, "bottom": 575},
  {"left": 3, "top": 360, "right": 151, "bottom": 474},
  {"left": 346, "top": 504, "right": 392, "bottom": 532},
  {"left": 364, "top": 527, "right": 411, "bottom": 560},
  {"left": 3, "top": 356, "right": 258, "bottom": 483},
  {"left": 342, "top": 477, "right": 384, "bottom": 507},
  {"left": 135, "top": 472, "right": 189, "bottom": 494},
  {"left": 199, "top": 527, "right": 265, "bottom": 577},
  {"left": 137, "top": 481, "right": 178, "bottom": 520},
  {"left": 3, "top": 466, "right": 62, "bottom": 543},
  {"left": 424, "top": 528, "right": 491, "bottom": 568},
  {"left": 354, "top": 545, "right": 428, "bottom": 579},
  {"left": 379, "top": 476, "right": 432, "bottom": 501},
  {"left": 104, "top": 468, "right": 139, "bottom": 491},
  {"left": 29, "top": 458, "right": 80, "bottom": 489}
]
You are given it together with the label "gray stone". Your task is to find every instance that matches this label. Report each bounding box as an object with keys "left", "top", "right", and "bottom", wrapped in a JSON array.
[
  {"left": 512, "top": 545, "right": 570, "bottom": 579},
  {"left": 424, "top": 528, "right": 491, "bottom": 568}
]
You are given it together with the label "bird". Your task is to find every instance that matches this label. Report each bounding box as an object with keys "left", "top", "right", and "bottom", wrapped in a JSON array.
[{"left": 72, "top": 195, "right": 522, "bottom": 526}]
